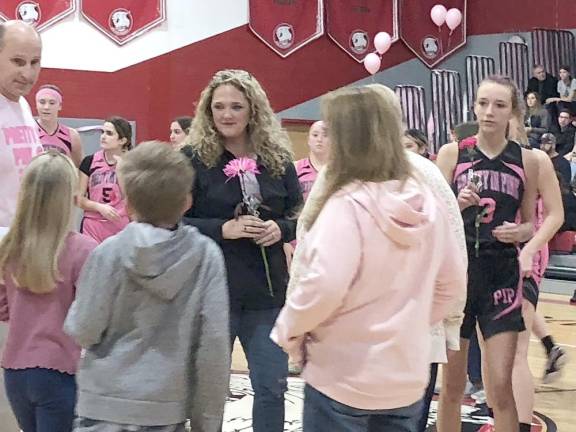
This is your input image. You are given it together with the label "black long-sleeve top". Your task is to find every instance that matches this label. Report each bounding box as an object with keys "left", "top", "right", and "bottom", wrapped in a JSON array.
[
  {"left": 183, "top": 150, "right": 303, "bottom": 310},
  {"left": 525, "top": 74, "right": 559, "bottom": 103}
]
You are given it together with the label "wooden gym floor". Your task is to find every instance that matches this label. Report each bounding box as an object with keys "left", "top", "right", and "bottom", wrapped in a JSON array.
[{"left": 0, "top": 293, "right": 573, "bottom": 431}]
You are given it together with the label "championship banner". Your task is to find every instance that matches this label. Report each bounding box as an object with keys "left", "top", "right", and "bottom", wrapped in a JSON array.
[
  {"left": 81, "top": 0, "right": 166, "bottom": 46},
  {"left": 326, "top": 0, "right": 399, "bottom": 63},
  {"left": 249, "top": 0, "right": 324, "bottom": 58},
  {"left": 0, "top": 1, "right": 75, "bottom": 31},
  {"left": 400, "top": 0, "right": 467, "bottom": 68}
]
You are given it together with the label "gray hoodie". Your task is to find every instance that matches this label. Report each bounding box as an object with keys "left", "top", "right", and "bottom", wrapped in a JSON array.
[{"left": 64, "top": 222, "right": 230, "bottom": 431}]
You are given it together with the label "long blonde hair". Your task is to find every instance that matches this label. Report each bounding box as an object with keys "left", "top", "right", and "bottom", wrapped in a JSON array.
[
  {"left": 186, "top": 69, "right": 293, "bottom": 176},
  {"left": 0, "top": 152, "right": 78, "bottom": 293},
  {"left": 306, "top": 84, "right": 412, "bottom": 228}
]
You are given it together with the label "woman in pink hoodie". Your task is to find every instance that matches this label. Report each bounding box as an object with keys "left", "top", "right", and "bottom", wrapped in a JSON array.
[{"left": 271, "top": 84, "right": 466, "bottom": 431}]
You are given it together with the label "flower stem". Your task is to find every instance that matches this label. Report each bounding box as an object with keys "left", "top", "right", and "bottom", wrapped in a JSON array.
[
  {"left": 475, "top": 216, "right": 480, "bottom": 258},
  {"left": 260, "top": 246, "right": 274, "bottom": 297}
]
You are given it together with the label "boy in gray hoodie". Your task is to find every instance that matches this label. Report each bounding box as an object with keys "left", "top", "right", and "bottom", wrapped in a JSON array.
[{"left": 65, "top": 141, "right": 230, "bottom": 432}]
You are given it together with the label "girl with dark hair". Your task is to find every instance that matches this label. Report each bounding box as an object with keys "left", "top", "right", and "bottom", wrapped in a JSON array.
[
  {"left": 403, "top": 128, "right": 429, "bottom": 157},
  {"left": 170, "top": 116, "right": 192, "bottom": 148},
  {"left": 547, "top": 65, "right": 576, "bottom": 116},
  {"left": 77, "top": 116, "right": 132, "bottom": 243}
]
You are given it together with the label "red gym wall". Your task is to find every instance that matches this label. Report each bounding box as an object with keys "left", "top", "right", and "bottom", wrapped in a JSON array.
[{"left": 33, "top": 0, "right": 576, "bottom": 142}]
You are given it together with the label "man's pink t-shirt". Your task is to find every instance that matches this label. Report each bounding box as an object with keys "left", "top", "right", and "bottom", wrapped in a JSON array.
[{"left": 0, "top": 94, "right": 43, "bottom": 227}]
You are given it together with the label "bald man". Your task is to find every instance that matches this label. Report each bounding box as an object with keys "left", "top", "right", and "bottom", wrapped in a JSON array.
[{"left": 0, "top": 21, "right": 43, "bottom": 229}]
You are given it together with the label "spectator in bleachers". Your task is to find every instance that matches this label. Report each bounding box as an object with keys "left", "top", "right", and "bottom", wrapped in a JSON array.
[
  {"left": 546, "top": 65, "right": 576, "bottom": 117},
  {"left": 541, "top": 133, "right": 572, "bottom": 186},
  {"left": 553, "top": 109, "right": 576, "bottom": 156},
  {"left": 526, "top": 65, "right": 558, "bottom": 105},
  {"left": 525, "top": 91, "right": 551, "bottom": 148},
  {"left": 542, "top": 133, "right": 576, "bottom": 240},
  {"left": 563, "top": 141, "right": 576, "bottom": 181}
]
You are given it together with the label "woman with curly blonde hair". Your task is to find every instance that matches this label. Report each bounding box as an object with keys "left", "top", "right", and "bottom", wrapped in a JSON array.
[
  {"left": 183, "top": 69, "right": 302, "bottom": 432},
  {"left": 185, "top": 69, "right": 293, "bottom": 175}
]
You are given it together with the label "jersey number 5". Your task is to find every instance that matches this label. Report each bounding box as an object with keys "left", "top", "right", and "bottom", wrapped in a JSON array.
[{"left": 102, "top": 187, "right": 113, "bottom": 204}]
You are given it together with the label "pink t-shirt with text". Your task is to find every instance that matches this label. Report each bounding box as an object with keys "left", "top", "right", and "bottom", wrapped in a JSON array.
[{"left": 0, "top": 94, "right": 43, "bottom": 227}]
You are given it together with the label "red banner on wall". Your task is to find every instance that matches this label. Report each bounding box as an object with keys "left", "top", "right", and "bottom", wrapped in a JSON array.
[
  {"left": 81, "top": 0, "right": 166, "bottom": 46},
  {"left": 0, "top": 1, "right": 75, "bottom": 31},
  {"left": 400, "top": 0, "right": 467, "bottom": 68},
  {"left": 327, "top": 0, "right": 399, "bottom": 63},
  {"left": 249, "top": 0, "right": 324, "bottom": 58}
]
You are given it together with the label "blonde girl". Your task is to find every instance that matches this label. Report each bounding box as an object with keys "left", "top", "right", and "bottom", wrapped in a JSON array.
[{"left": 0, "top": 151, "right": 97, "bottom": 432}]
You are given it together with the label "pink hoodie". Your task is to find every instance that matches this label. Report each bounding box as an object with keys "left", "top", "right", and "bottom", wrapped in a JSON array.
[{"left": 271, "top": 178, "right": 466, "bottom": 410}]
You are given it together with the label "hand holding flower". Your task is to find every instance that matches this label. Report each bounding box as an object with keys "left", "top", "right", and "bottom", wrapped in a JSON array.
[
  {"left": 222, "top": 215, "right": 265, "bottom": 240},
  {"left": 457, "top": 184, "right": 480, "bottom": 211},
  {"left": 222, "top": 156, "right": 276, "bottom": 296},
  {"left": 255, "top": 220, "right": 282, "bottom": 247}
]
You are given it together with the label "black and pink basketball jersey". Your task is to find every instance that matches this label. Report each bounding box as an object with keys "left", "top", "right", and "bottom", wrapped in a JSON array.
[{"left": 452, "top": 140, "right": 525, "bottom": 252}]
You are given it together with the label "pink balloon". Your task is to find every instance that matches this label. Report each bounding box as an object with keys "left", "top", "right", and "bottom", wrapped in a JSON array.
[
  {"left": 363, "top": 53, "right": 381, "bottom": 75},
  {"left": 446, "top": 8, "right": 463, "bottom": 31},
  {"left": 374, "top": 32, "right": 392, "bottom": 55},
  {"left": 430, "top": 4, "right": 447, "bottom": 27}
]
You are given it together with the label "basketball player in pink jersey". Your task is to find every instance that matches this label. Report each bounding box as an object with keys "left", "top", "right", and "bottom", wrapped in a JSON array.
[
  {"left": 294, "top": 120, "right": 330, "bottom": 201},
  {"left": 285, "top": 121, "right": 330, "bottom": 270},
  {"left": 35, "top": 84, "right": 83, "bottom": 167},
  {"left": 0, "top": 21, "right": 44, "bottom": 229},
  {"left": 77, "top": 117, "right": 132, "bottom": 243}
]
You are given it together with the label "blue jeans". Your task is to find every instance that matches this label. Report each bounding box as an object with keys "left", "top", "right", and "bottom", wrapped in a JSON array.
[
  {"left": 230, "top": 307, "right": 287, "bottom": 432},
  {"left": 303, "top": 384, "right": 423, "bottom": 432},
  {"left": 4, "top": 368, "right": 77, "bottom": 432},
  {"left": 417, "top": 363, "right": 438, "bottom": 432}
]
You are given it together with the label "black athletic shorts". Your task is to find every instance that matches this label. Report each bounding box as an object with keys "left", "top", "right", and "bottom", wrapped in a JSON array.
[
  {"left": 460, "top": 250, "right": 526, "bottom": 340},
  {"left": 523, "top": 276, "right": 539, "bottom": 309}
]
